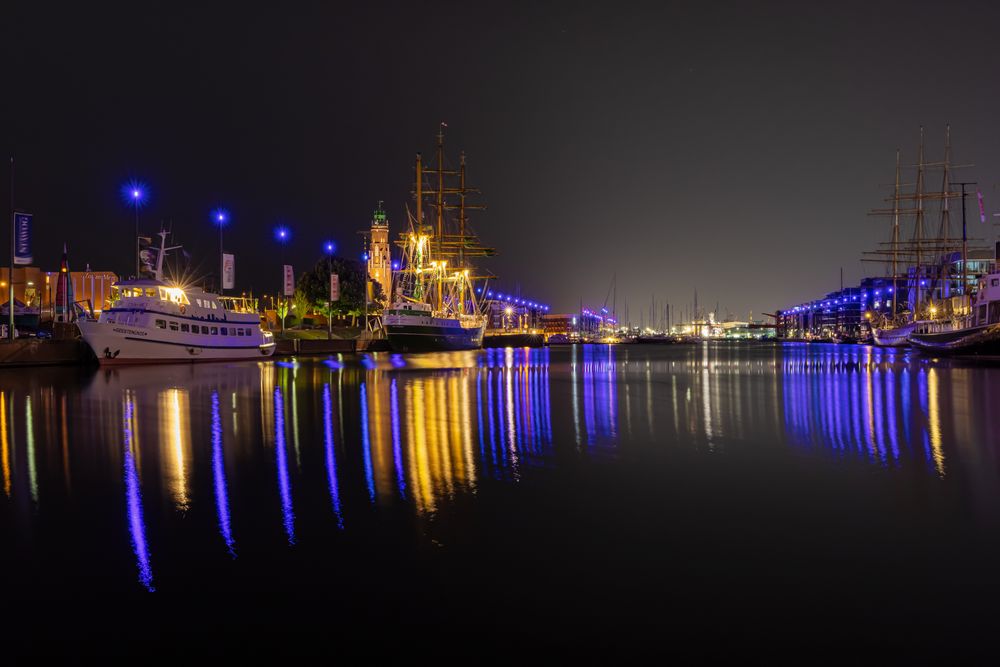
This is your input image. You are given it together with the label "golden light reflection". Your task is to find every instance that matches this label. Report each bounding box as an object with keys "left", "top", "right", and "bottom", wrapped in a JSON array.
[
  {"left": 1, "top": 391, "right": 9, "bottom": 497},
  {"left": 26, "top": 395, "right": 38, "bottom": 504},
  {"left": 407, "top": 380, "right": 434, "bottom": 513},
  {"left": 158, "top": 388, "right": 192, "bottom": 511},
  {"left": 928, "top": 368, "right": 945, "bottom": 477},
  {"left": 399, "top": 372, "right": 481, "bottom": 515}
]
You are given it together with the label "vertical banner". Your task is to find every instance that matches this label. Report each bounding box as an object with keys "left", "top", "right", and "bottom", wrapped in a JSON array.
[
  {"left": 14, "top": 213, "right": 32, "bottom": 265},
  {"left": 222, "top": 253, "right": 235, "bottom": 290},
  {"left": 978, "top": 190, "right": 986, "bottom": 223},
  {"left": 283, "top": 265, "right": 294, "bottom": 296},
  {"left": 329, "top": 273, "right": 340, "bottom": 302}
]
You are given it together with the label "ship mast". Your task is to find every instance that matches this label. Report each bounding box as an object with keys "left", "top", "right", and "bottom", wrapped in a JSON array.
[
  {"left": 436, "top": 125, "right": 445, "bottom": 312},
  {"left": 914, "top": 126, "right": 925, "bottom": 320},
  {"left": 937, "top": 124, "right": 952, "bottom": 299},
  {"left": 891, "top": 149, "right": 900, "bottom": 315}
]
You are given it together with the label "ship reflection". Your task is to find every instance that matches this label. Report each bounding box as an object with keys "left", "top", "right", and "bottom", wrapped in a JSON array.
[{"left": 1, "top": 345, "right": 994, "bottom": 592}]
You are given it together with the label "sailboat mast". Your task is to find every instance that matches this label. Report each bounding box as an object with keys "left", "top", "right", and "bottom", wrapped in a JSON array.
[
  {"left": 914, "top": 126, "right": 925, "bottom": 320},
  {"left": 891, "top": 148, "right": 900, "bottom": 315},
  {"left": 459, "top": 151, "right": 466, "bottom": 315},
  {"left": 938, "top": 125, "right": 952, "bottom": 299},
  {"left": 436, "top": 126, "right": 445, "bottom": 312}
]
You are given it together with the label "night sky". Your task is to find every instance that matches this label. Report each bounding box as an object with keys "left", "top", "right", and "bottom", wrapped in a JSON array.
[{"left": 3, "top": 1, "right": 1000, "bottom": 320}]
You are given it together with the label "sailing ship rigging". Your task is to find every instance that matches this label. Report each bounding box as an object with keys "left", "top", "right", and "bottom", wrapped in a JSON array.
[
  {"left": 863, "top": 126, "right": 989, "bottom": 345},
  {"left": 383, "top": 125, "right": 496, "bottom": 352}
]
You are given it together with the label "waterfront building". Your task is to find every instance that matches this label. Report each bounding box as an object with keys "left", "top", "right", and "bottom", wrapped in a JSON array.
[
  {"left": 775, "top": 250, "right": 996, "bottom": 339},
  {"left": 0, "top": 266, "right": 118, "bottom": 319}
]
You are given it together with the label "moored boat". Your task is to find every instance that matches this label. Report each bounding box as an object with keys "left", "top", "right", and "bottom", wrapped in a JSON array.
[
  {"left": 908, "top": 272, "right": 1000, "bottom": 354},
  {"left": 872, "top": 321, "right": 916, "bottom": 347},
  {"left": 384, "top": 303, "right": 484, "bottom": 352},
  {"left": 77, "top": 232, "right": 275, "bottom": 364},
  {"left": 384, "top": 125, "right": 492, "bottom": 353}
]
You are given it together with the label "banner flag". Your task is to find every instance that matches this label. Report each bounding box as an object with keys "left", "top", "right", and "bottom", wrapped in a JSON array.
[
  {"left": 138, "top": 236, "right": 158, "bottom": 278},
  {"left": 330, "top": 273, "right": 340, "bottom": 302},
  {"left": 14, "top": 213, "right": 32, "bottom": 265},
  {"left": 222, "top": 254, "right": 235, "bottom": 290},
  {"left": 283, "top": 265, "right": 294, "bottom": 297},
  {"left": 978, "top": 190, "right": 986, "bottom": 223}
]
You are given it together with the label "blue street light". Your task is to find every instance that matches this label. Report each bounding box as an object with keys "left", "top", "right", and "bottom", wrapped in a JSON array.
[
  {"left": 122, "top": 180, "right": 148, "bottom": 277},
  {"left": 213, "top": 209, "right": 230, "bottom": 293},
  {"left": 274, "top": 225, "right": 291, "bottom": 243},
  {"left": 324, "top": 240, "right": 336, "bottom": 255}
]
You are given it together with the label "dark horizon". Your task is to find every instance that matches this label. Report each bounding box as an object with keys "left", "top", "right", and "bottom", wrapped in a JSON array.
[{"left": 3, "top": 1, "right": 1000, "bottom": 318}]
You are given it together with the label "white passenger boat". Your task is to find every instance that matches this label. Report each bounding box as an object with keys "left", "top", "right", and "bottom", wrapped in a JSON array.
[{"left": 77, "top": 232, "right": 275, "bottom": 364}]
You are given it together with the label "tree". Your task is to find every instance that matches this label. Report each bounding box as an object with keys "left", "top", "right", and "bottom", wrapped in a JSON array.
[{"left": 297, "top": 256, "right": 385, "bottom": 327}]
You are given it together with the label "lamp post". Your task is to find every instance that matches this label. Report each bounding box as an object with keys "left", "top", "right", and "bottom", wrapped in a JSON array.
[
  {"left": 324, "top": 241, "right": 336, "bottom": 339},
  {"left": 214, "top": 209, "right": 228, "bottom": 294},
  {"left": 130, "top": 186, "right": 144, "bottom": 278},
  {"left": 274, "top": 226, "right": 290, "bottom": 333}
]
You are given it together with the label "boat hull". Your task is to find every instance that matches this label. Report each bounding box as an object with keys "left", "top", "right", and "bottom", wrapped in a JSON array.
[
  {"left": 78, "top": 320, "right": 276, "bottom": 364},
  {"left": 872, "top": 323, "right": 916, "bottom": 347},
  {"left": 909, "top": 323, "right": 1000, "bottom": 355},
  {"left": 386, "top": 323, "right": 484, "bottom": 352}
]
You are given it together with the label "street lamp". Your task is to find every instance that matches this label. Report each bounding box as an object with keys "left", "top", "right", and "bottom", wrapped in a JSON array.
[
  {"left": 274, "top": 225, "right": 291, "bottom": 332},
  {"left": 324, "top": 240, "right": 336, "bottom": 339},
  {"left": 213, "top": 208, "right": 229, "bottom": 294},
  {"left": 122, "top": 181, "right": 147, "bottom": 278}
]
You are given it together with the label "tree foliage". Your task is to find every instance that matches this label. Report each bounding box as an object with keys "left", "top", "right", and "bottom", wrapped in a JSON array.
[{"left": 297, "top": 256, "right": 385, "bottom": 323}]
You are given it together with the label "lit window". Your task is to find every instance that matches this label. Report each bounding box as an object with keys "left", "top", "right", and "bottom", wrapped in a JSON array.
[{"left": 210, "top": 327, "right": 218, "bottom": 335}]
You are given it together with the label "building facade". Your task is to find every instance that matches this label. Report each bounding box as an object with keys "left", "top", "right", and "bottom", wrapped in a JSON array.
[{"left": 367, "top": 202, "right": 392, "bottom": 300}]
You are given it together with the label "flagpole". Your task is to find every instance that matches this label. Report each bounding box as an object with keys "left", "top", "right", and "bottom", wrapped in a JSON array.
[{"left": 8, "top": 155, "right": 14, "bottom": 341}]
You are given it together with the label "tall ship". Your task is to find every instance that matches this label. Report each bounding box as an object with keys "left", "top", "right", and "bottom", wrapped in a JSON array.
[
  {"left": 864, "top": 126, "right": 987, "bottom": 346},
  {"left": 383, "top": 125, "right": 494, "bottom": 352},
  {"left": 78, "top": 231, "right": 275, "bottom": 364},
  {"left": 909, "top": 267, "right": 1000, "bottom": 353}
]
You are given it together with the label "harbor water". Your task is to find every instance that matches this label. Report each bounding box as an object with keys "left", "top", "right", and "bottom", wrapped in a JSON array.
[{"left": 4, "top": 342, "right": 1000, "bottom": 655}]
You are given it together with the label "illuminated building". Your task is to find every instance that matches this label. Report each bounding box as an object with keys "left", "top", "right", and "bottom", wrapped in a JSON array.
[
  {"left": 367, "top": 202, "right": 392, "bottom": 299},
  {"left": 0, "top": 266, "right": 118, "bottom": 317}
]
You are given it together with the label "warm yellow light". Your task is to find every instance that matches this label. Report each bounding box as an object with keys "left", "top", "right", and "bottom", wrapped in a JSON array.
[
  {"left": 504, "top": 307, "right": 513, "bottom": 316},
  {"left": 864, "top": 312, "right": 872, "bottom": 320},
  {"left": 929, "top": 306, "right": 938, "bottom": 316}
]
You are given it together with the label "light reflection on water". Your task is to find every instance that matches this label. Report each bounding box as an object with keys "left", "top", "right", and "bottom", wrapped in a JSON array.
[{"left": 1, "top": 343, "right": 999, "bottom": 593}]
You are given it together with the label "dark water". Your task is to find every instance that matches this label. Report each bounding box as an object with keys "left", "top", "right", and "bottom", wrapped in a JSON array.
[{"left": 4, "top": 342, "right": 1000, "bottom": 656}]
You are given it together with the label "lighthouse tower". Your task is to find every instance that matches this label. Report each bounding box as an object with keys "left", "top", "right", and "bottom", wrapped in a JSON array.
[{"left": 368, "top": 201, "right": 392, "bottom": 300}]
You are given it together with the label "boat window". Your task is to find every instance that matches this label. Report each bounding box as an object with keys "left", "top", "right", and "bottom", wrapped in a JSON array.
[
  {"left": 991, "top": 302, "right": 1000, "bottom": 325},
  {"left": 180, "top": 324, "right": 190, "bottom": 333},
  {"left": 169, "top": 321, "right": 179, "bottom": 331},
  {"left": 145, "top": 288, "right": 157, "bottom": 298},
  {"left": 201, "top": 326, "right": 210, "bottom": 334},
  {"left": 155, "top": 319, "right": 166, "bottom": 329},
  {"left": 106, "top": 316, "right": 115, "bottom": 324},
  {"left": 979, "top": 305, "right": 987, "bottom": 325},
  {"left": 221, "top": 327, "right": 228, "bottom": 335},
  {"left": 210, "top": 326, "right": 218, "bottom": 335},
  {"left": 993, "top": 279, "right": 999, "bottom": 287}
]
